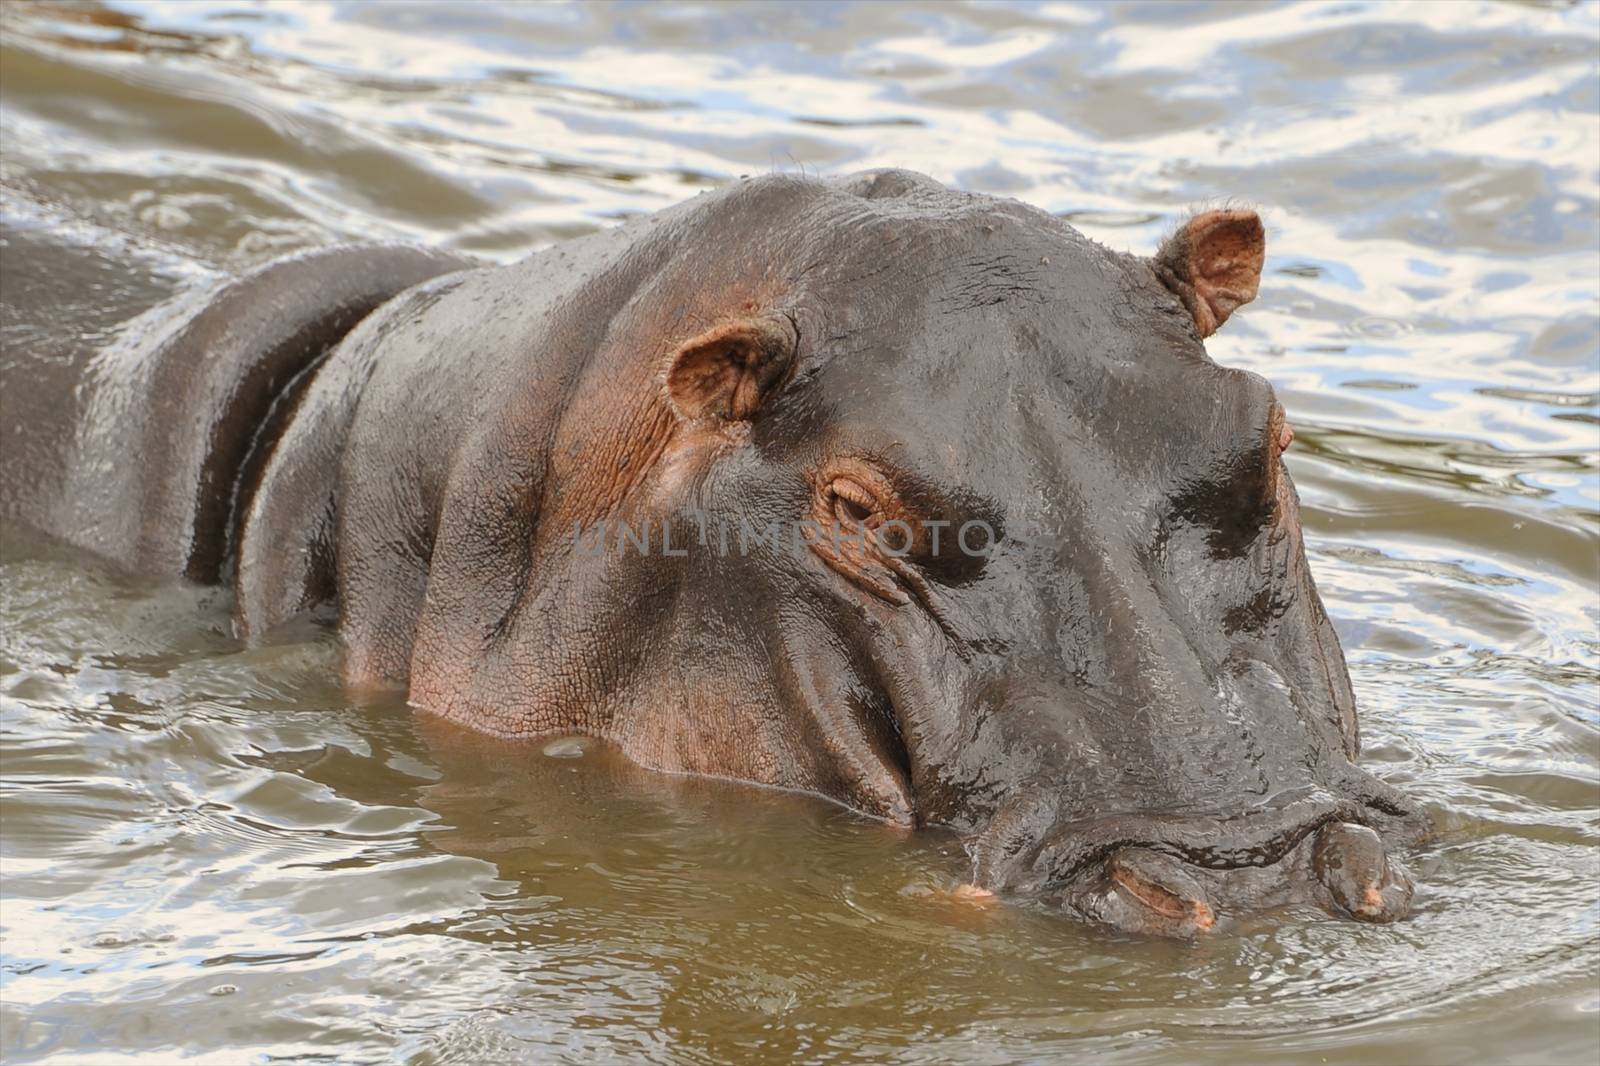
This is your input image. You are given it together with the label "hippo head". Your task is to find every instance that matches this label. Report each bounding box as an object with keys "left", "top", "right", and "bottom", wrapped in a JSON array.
[{"left": 329, "top": 169, "right": 1427, "bottom": 936}]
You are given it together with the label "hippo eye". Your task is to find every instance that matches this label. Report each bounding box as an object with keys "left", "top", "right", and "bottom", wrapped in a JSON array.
[{"left": 830, "top": 477, "right": 877, "bottom": 527}]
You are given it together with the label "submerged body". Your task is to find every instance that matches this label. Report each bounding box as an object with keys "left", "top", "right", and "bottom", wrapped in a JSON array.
[{"left": 0, "top": 170, "right": 1427, "bottom": 935}]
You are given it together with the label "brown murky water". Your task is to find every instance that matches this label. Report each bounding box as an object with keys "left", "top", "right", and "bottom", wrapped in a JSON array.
[{"left": 1, "top": 2, "right": 1597, "bottom": 1063}]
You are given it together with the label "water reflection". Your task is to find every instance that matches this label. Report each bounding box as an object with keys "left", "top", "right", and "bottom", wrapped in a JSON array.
[{"left": 1, "top": 0, "right": 1596, "bottom": 1062}]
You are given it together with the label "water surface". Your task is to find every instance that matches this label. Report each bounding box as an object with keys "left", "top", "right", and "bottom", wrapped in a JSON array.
[{"left": 1, "top": 2, "right": 1597, "bottom": 1063}]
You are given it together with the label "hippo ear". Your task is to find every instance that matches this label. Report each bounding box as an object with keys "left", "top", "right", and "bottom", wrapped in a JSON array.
[
  {"left": 1152, "top": 210, "right": 1265, "bottom": 338},
  {"left": 664, "top": 314, "right": 798, "bottom": 421}
]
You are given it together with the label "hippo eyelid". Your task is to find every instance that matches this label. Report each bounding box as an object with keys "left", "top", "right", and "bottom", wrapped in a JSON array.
[{"left": 831, "top": 476, "right": 879, "bottom": 525}]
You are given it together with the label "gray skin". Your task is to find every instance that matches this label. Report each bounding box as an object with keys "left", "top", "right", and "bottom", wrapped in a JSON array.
[{"left": 0, "top": 170, "right": 1427, "bottom": 936}]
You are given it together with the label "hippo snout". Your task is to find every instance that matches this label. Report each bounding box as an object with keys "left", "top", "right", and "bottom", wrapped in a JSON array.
[{"left": 968, "top": 791, "right": 1422, "bottom": 937}]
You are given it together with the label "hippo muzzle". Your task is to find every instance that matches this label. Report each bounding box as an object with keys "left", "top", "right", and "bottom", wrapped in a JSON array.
[{"left": 970, "top": 785, "right": 1424, "bottom": 937}]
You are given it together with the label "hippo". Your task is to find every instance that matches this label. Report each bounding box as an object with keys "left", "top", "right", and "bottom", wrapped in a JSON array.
[{"left": 0, "top": 170, "right": 1427, "bottom": 936}]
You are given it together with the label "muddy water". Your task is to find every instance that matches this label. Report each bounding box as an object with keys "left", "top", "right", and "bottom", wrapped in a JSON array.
[{"left": 0, "top": 1, "right": 1596, "bottom": 1062}]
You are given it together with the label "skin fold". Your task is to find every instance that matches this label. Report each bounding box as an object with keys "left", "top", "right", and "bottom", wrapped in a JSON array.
[{"left": 0, "top": 170, "right": 1428, "bottom": 936}]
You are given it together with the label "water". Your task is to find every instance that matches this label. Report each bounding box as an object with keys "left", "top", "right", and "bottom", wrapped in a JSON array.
[{"left": 1, "top": 1, "right": 1597, "bottom": 1062}]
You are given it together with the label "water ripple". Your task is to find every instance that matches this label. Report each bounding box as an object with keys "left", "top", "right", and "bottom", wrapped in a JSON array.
[{"left": 0, "top": 1, "right": 1596, "bottom": 1062}]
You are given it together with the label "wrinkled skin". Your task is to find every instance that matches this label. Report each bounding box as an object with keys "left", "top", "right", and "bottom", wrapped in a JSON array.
[{"left": 0, "top": 170, "right": 1428, "bottom": 936}]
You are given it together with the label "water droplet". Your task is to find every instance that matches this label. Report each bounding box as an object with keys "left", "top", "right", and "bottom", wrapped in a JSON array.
[{"left": 542, "top": 736, "right": 589, "bottom": 759}]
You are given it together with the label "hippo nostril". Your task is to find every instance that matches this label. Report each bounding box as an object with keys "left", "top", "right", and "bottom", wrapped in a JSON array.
[
  {"left": 1313, "top": 821, "right": 1414, "bottom": 924},
  {"left": 1092, "top": 847, "right": 1215, "bottom": 936}
]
